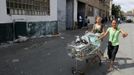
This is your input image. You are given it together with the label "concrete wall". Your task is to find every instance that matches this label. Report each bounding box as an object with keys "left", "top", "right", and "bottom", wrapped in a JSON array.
[
  {"left": 0, "top": 0, "right": 58, "bottom": 23},
  {"left": 66, "top": 0, "right": 74, "bottom": 29},
  {"left": 74, "top": 0, "right": 78, "bottom": 22},
  {"left": 0, "top": 0, "right": 11, "bottom": 23},
  {"left": 0, "top": 23, "right": 13, "bottom": 42},
  {"left": 88, "top": 17, "right": 95, "bottom": 24},
  {"left": 84, "top": 0, "right": 110, "bottom": 11},
  {"left": 27, "top": 21, "right": 58, "bottom": 36},
  {"left": 57, "top": 0, "right": 66, "bottom": 31},
  {"left": 78, "top": 2, "right": 86, "bottom": 18},
  {"left": 79, "top": 0, "right": 111, "bottom": 17},
  {"left": 0, "top": 0, "right": 59, "bottom": 42},
  {"left": 94, "top": 7, "right": 99, "bottom": 17}
]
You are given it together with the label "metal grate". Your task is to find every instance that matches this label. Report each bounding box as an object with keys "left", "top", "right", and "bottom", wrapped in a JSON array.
[{"left": 6, "top": 0, "right": 50, "bottom": 15}]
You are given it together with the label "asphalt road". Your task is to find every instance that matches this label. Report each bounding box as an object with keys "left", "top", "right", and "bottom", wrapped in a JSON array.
[{"left": 0, "top": 23, "right": 133, "bottom": 75}]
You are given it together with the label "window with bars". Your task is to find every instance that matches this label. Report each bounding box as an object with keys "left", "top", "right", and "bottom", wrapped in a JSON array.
[{"left": 6, "top": 0, "right": 50, "bottom": 15}]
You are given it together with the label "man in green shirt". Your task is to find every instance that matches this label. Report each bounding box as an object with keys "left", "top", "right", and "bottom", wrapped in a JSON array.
[{"left": 99, "top": 20, "right": 128, "bottom": 71}]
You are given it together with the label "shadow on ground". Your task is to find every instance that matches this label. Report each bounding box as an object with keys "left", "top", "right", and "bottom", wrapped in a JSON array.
[{"left": 75, "top": 57, "right": 134, "bottom": 75}]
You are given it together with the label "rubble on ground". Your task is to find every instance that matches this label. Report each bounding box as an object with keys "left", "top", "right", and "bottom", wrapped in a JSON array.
[{"left": 14, "top": 36, "right": 29, "bottom": 43}]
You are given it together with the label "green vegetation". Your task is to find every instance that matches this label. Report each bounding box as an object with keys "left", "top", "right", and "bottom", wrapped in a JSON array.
[{"left": 112, "top": 4, "right": 124, "bottom": 19}]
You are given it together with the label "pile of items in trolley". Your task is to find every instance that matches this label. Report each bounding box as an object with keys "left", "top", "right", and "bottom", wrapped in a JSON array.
[{"left": 67, "top": 32, "right": 102, "bottom": 75}]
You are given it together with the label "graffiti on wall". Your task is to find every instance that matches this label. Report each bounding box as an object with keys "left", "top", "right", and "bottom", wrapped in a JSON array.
[{"left": 28, "top": 21, "right": 58, "bottom": 36}]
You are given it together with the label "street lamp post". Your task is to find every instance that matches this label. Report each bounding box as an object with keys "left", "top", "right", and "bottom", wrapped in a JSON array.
[{"left": 109, "top": 0, "right": 113, "bottom": 20}]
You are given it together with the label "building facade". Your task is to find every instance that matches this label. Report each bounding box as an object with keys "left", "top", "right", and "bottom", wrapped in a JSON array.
[
  {"left": 77, "top": 0, "right": 111, "bottom": 24},
  {"left": 0, "top": 0, "right": 111, "bottom": 43},
  {"left": 66, "top": 0, "right": 112, "bottom": 29},
  {"left": 0, "top": 0, "right": 65, "bottom": 42}
]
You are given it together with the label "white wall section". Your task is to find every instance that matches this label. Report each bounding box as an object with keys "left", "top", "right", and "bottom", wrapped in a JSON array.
[{"left": 0, "top": 0, "right": 58, "bottom": 23}]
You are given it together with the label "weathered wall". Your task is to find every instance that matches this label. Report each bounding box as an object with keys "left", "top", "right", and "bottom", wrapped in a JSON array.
[
  {"left": 79, "top": 0, "right": 110, "bottom": 17},
  {"left": 27, "top": 21, "right": 58, "bottom": 36},
  {"left": 57, "top": 0, "right": 66, "bottom": 31},
  {"left": 0, "top": 0, "right": 11, "bottom": 23},
  {"left": 0, "top": 23, "right": 13, "bottom": 42},
  {"left": 74, "top": 0, "right": 78, "bottom": 22},
  {"left": 66, "top": 0, "right": 74, "bottom": 29},
  {"left": 94, "top": 7, "right": 100, "bottom": 17},
  {"left": 0, "top": 0, "right": 58, "bottom": 23},
  {"left": 0, "top": 0, "right": 59, "bottom": 42}
]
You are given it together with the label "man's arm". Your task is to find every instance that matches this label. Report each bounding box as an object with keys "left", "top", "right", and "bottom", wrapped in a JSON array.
[
  {"left": 99, "top": 30, "right": 109, "bottom": 40},
  {"left": 101, "top": 25, "right": 105, "bottom": 36},
  {"left": 91, "top": 24, "right": 95, "bottom": 32}
]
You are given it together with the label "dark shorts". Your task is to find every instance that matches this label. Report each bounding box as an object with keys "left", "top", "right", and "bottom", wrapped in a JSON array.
[{"left": 107, "top": 41, "right": 119, "bottom": 61}]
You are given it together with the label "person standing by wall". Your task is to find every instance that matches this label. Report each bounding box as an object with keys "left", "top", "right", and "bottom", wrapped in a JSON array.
[
  {"left": 84, "top": 16, "right": 90, "bottom": 27},
  {"left": 78, "top": 15, "right": 83, "bottom": 29}
]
